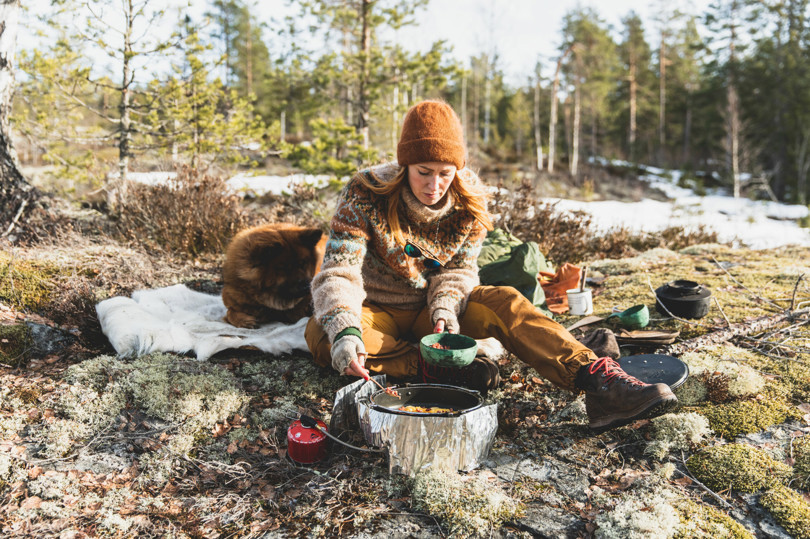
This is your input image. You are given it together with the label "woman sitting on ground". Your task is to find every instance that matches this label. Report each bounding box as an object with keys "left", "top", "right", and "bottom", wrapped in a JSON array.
[{"left": 305, "top": 99, "right": 677, "bottom": 432}]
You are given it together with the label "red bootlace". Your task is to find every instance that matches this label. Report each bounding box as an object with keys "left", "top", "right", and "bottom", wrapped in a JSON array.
[{"left": 588, "top": 357, "right": 646, "bottom": 387}]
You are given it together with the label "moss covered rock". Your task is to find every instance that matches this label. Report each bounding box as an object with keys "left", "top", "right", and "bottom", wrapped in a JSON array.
[
  {"left": 0, "top": 252, "right": 57, "bottom": 311},
  {"left": 673, "top": 499, "right": 752, "bottom": 538},
  {"left": 0, "top": 324, "right": 32, "bottom": 367},
  {"left": 687, "top": 444, "right": 791, "bottom": 493},
  {"left": 760, "top": 485, "right": 810, "bottom": 539},
  {"left": 699, "top": 396, "right": 796, "bottom": 439}
]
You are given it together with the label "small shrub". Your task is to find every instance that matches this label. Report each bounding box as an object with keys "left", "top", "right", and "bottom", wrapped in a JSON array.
[
  {"left": 679, "top": 346, "right": 766, "bottom": 399},
  {"left": 410, "top": 467, "right": 523, "bottom": 537},
  {"left": 644, "top": 412, "right": 712, "bottom": 460},
  {"left": 116, "top": 165, "right": 250, "bottom": 258},
  {"left": 760, "top": 485, "right": 810, "bottom": 539},
  {"left": 260, "top": 180, "right": 333, "bottom": 230},
  {"left": 686, "top": 444, "right": 791, "bottom": 493}
]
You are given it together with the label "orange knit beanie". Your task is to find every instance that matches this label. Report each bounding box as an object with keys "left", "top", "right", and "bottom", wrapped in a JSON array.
[{"left": 397, "top": 100, "right": 466, "bottom": 169}]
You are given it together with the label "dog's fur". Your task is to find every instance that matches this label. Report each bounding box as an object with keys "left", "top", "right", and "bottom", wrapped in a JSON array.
[{"left": 222, "top": 223, "right": 327, "bottom": 328}]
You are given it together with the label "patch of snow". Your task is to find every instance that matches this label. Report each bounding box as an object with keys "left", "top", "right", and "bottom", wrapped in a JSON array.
[
  {"left": 546, "top": 158, "right": 810, "bottom": 250},
  {"left": 226, "top": 173, "right": 334, "bottom": 197},
  {"left": 110, "top": 171, "right": 177, "bottom": 186}
]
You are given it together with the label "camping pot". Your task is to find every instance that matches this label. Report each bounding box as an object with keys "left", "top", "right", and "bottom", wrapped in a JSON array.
[
  {"left": 287, "top": 418, "right": 328, "bottom": 464},
  {"left": 655, "top": 280, "right": 712, "bottom": 319},
  {"left": 366, "top": 384, "right": 484, "bottom": 417}
]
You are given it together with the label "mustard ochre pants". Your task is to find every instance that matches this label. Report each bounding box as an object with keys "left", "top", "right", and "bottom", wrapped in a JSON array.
[{"left": 305, "top": 285, "right": 598, "bottom": 391}]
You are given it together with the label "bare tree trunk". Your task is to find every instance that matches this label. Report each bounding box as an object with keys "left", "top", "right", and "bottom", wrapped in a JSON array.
[
  {"left": 461, "top": 70, "right": 467, "bottom": 144},
  {"left": 534, "top": 75, "right": 543, "bottom": 171},
  {"left": 728, "top": 83, "right": 741, "bottom": 198},
  {"left": 391, "top": 68, "right": 399, "bottom": 153},
  {"left": 112, "top": 0, "right": 135, "bottom": 211},
  {"left": 245, "top": 16, "right": 253, "bottom": 96},
  {"left": 628, "top": 58, "right": 637, "bottom": 160},
  {"left": 797, "top": 126, "right": 810, "bottom": 205},
  {"left": 0, "top": 0, "right": 38, "bottom": 240},
  {"left": 472, "top": 63, "right": 479, "bottom": 151},
  {"left": 682, "top": 88, "right": 692, "bottom": 164},
  {"left": 658, "top": 34, "right": 667, "bottom": 164},
  {"left": 571, "top": 82, "right": 581, "bottom": 177},
  {"left": 727, "top": 12, "right": 741, "bottom": 199},
  {"left": 483, "top": 55, "right": 491, "bottom": 145},
  {"left": 548, "top": 46, "right": 573, "bottom": 173},
  {"left": 358, "top": 0, "right": 371, "bottom": 149}
]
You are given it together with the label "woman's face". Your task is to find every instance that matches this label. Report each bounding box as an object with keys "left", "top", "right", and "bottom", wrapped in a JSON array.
[{"left": 407, "top": 162, "right": 457, "bottom": 206}]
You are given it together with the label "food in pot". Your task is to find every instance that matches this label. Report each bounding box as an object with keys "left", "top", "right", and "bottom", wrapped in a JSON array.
[
  {"left": 398, "top": 405, "right": 454, "bottom": 414},
  {"left": 429, "top": 343, "right": 450, "bottom": 350}
]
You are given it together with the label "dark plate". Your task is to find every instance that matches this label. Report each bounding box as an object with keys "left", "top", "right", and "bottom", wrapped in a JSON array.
[{"left": 618, "top": 354, "right": 689, "bottom": 389}]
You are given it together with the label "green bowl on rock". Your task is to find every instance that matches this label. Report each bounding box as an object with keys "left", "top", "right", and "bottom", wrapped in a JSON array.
[{"left": 419, "top": 333, "right": 478, "bottom": 368}]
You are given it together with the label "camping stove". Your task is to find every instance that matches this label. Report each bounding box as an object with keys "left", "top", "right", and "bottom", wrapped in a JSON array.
[{"left": 331, "top": 378, "right": 498, "bottom": 476}]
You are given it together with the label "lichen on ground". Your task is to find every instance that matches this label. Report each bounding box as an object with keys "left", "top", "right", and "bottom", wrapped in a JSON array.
[
  {"left": 410, "top": 467, "right": 523, "bottom": 537},
  {"left": 686, "top": 443, "right": 791, "bottom": 493},
  {"left": 679, "top": 345, "right": 766, "bottom": 400},
  {"left": 644, "top": 412, "right": 712, "bottom": 460},
  {"left": 593, "top": 485, "right": 680, "bottom": 539},
  {"left": 760, "top": 484, "right": 810, "bottom": 539}
]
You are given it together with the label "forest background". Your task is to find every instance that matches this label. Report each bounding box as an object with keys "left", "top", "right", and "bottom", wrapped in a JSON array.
[{"left": 9, "top": 0, "right": 810, "bottom": 208}]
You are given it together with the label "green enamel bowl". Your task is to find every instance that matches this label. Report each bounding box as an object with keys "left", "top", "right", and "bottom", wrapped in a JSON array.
[{"left": 420, "top": 333, "right": 478, "bottom": 368}]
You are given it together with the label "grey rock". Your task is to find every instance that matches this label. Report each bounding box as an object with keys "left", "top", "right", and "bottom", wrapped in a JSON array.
[
  {"left": 25, "top": 321, "right": 75, "bottom": 358},
  {"left": 510, "top": 504, "right": 582, "bottom": 538},
  {"left": 488, "top": 452, "right": 590, "bottom": 503}
]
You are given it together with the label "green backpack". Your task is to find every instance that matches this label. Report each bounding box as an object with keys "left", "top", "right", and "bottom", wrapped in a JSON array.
[{"left": 477, "top": 229, "right": 553, "bottom": 317}]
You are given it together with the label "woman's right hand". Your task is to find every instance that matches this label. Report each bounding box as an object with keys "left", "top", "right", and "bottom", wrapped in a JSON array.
[{"left": 330, "top": 334, "right": 367, "bottom": 376}]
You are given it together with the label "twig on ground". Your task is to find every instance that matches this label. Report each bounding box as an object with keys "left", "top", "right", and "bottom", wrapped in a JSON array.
[
  {"left": 713, "top": 296, "right": 731, "bottom": 328},
  {"left": 676, "top": 453, "right": 734, "bottom": 510},
  {"left": 1, "top": 199, "right": 28, "bottom": 239},
  {"left": 710, "top": 255, "right": 784, "bottom": 312},
  {"left": 791, "top": 273, "right": 806, "bottom": 310}
]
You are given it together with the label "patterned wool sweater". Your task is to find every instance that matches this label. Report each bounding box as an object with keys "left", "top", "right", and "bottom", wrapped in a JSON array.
[{"left": 312, "top": 162, "right": 487, "bottom": 343}]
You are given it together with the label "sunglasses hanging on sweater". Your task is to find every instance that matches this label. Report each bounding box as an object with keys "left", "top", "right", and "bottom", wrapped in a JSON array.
[{"left": 404, "top": 240, "right": 444, "bottom": 269}]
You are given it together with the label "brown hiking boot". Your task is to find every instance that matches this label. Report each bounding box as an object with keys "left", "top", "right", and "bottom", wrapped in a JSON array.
[
  {"left": 419, "top": 350, "right": 501, "bottom": 394},
  {"left": 575, "top": 357, "right": 678, "bottom": 433}
]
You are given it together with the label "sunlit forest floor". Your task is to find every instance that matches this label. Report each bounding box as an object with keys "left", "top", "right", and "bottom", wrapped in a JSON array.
[{"left": 2, "top": 164, "right": 810, "bottom": 537}]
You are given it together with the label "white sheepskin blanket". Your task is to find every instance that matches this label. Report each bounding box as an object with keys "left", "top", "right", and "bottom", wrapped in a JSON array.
[{"left": 96, "top": 284, "right": 309, "bottom": 361}]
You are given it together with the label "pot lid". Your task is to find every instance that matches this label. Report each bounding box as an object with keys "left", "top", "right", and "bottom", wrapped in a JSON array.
[
  {"left": 656, "top": 282, "right": 711, "bottom": 300},
  {"left": 618, "top": 354, "right": 689, "bottom": 389}
]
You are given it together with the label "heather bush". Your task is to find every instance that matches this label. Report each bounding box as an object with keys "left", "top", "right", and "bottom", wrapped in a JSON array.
[
  {"left": 116, "top": 165, "right": 250, "bottom": 258},
  {"left": 488, "top": 178, "right": 722, "bottom": 265}
]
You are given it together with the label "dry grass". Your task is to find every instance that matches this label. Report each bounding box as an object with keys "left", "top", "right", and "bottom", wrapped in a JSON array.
[{"left": 115, "top": 166, "right": 251, "bottom": 258}]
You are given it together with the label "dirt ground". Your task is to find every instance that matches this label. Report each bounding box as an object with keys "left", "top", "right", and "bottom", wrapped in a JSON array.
[{"left": 2, "top": 192, "right": 810, "bottom": 537}]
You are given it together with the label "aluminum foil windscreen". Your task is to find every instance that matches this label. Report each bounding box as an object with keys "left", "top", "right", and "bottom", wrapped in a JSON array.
[{"left": 331, "top": 378, "right": 498, "bottom": 476}]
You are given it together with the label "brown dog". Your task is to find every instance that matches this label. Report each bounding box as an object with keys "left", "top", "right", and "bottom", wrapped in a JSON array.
[{"left": 222, "top": 223, "right": 327, "bottom": 328}]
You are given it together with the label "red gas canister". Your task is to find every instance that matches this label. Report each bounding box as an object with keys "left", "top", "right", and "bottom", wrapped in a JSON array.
[{"left": 287, "top": 418, "right": 328, "bottom": 464}]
